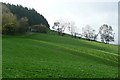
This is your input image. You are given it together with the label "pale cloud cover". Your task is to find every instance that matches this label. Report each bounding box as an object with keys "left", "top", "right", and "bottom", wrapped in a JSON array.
[{"left": 1, "top": 0, "right": 119, "bottom": 44}]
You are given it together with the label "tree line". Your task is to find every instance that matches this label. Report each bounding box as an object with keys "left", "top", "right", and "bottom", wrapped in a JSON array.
[
  {"left": 1, "top": 3, "right": 50, "bottom": 35},
  {"left": 52, "top": 20, "right": 114, "bottom": 44}
]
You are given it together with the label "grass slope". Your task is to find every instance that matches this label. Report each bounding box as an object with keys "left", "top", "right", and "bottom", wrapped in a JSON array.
[{"left": 2, "top": 33, "right": 119, "bottom": 78}]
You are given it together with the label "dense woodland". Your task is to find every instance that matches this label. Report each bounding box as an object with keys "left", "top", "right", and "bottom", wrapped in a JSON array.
[{"left": 1, "top": 3, "right": 50, "bottom": 34}]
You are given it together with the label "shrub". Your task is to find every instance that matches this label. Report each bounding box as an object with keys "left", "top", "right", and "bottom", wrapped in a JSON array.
[
  {"left": 2, "top": 23, "right": 17, "bottom": 35},
  {"left": 31, "top": 24, "right": 48, "bottom": 33}
]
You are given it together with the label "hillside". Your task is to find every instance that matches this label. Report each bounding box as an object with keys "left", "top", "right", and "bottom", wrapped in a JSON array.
[{"left": 2, "top": 32, "right": 119, "bottom": 78}]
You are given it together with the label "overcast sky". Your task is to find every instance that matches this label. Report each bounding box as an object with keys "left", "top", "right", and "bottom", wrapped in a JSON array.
[{"left": 1, "top": 0, "right": 119, "bottom": 44}]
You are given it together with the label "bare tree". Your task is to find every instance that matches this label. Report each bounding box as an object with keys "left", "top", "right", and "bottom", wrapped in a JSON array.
[
  {"left": 99, "top": 24, "right": 114, "bottom": 44},
  {"left": 67, "top": 21, "right": 78, "bottom": 38},
  {"left": 53, "top": 19, "right": 79, "bottom": 37},
  {"left": 82, "top": 25, "right": 97, "bottom": 40},
  {"left": 52, "top": 19, "right": 67, "bottom": 36}
]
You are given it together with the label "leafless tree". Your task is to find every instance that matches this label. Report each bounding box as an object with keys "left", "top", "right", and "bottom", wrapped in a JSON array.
[
  {"left": 99, "top": 24, "right": 114, "bottom": 44},
  {"left": 82, "top": 25, "right": 98, "bottom": 40},
  {"left": 52, "top": 19, "right": 68, "bottom": 36},
  {"left": 67, "top": 21, "right": 78, "bottom": 38}
]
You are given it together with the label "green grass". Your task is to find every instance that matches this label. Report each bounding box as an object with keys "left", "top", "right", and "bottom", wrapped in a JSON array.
[{"left": 2, "top": 32, "right": 119, "bottom": 78}]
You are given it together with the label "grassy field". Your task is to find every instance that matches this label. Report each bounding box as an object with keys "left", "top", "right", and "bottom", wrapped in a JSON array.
[{"left": 2, "top": 32, "right": 119, "bottom": 78}]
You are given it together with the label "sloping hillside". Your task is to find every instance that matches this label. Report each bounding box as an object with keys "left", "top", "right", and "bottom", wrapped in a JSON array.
[{"left": 2, "top": 33, "right": 118, "bottom": 78}]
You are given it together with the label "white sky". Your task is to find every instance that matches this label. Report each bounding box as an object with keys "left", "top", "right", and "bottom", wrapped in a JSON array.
[{"left": 0, "top": 0, "right": 119, "bottom": 44}]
